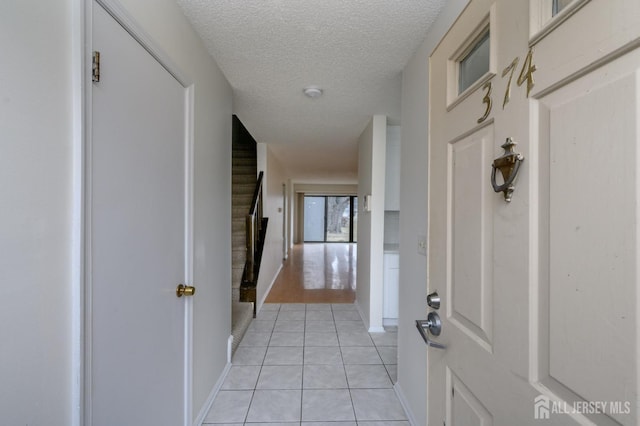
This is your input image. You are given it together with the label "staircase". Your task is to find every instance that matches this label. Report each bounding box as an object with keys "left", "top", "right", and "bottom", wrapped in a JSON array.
[{"left": 231, "top": 116, "right": 257, "bottom": 352}]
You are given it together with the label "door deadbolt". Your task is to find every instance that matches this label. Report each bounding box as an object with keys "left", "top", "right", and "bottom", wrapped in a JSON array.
[
  {"left": 176, "top": 284, "right": 195, "bottom": 297},
  {"left": 427, "top": 291, "right": 441, "bottom": 309}
]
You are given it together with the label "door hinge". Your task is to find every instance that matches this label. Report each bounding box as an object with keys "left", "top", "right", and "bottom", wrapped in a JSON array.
[{"left": 92, "top": 51, "right": 100, "bottom": 83}]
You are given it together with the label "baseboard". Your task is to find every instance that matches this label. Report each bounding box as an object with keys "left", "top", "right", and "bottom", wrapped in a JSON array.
[
  {"left": 227, "top": 335, "right": 233, "bottom": 363},
  {"left": 257, "top": 263, "right": 282, "bottom": 313},
  {"left": 192, "top": 344, "right": 233, "bottom": 426},
  {"left": 368, "top": 325, "right": 386, "bottom": 333},
  {"left": 394, "top": 382, "right": 418, "bottom": 426},
  {"left": 383, "top": 318, "right": 398, "bottom": 327}
]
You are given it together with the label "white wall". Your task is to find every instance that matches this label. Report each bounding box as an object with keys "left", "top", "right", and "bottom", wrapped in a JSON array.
[
  {"left": 0, "top": 1, "right": 234, "bottom": 423},
  {"left": 395, "top": 1, "right": 469, "bottom": 424},
  {"left": 385, "top": 125, "right": 401, "bottom": 211},
  {"left": 115, "top": 0, "right": 233, "bottom": 419},
  {"left": 357, "top": 115, "right": 387, "bottom": 331},
  {"left": 256, "top": 145, "right": 287, "bottom": 309},
  {"left": 0, "top": 1, "right": 74, "bottom": 424}
]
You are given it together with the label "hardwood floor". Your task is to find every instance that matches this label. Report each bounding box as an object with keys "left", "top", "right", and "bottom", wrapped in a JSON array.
[{"left": 265, "top": 243, "right": 356, "bottom": 303}]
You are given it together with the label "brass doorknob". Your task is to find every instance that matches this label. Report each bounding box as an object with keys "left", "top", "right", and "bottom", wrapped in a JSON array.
[{"left": 176, "top": 284, "right": 195, "bottom": 297}]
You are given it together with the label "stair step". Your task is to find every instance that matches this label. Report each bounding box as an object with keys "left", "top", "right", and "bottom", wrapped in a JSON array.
[
  {"left": 232, "top": 245, "right": 247, "bottom": 254},
  {"left": 232, "top": 157, "right": 257, "bottom": 166},
  {"left": 232, "top": 143, "right": 256, "bottom": 153},
  {"left": 233, "top": 180, "right": 257, "bottom": 189},
  {"left": 232, "top": 220, "right": 246, "bottom": 233},
  {"left": 233, "top": 175, "right": 258, "bottom": 186},
  {"left": 231, "top": 192, "right": 253, "bottom": 203},
  {"left": 232, "top": 250, "right": 246, "bottom": 265},
  {"left": 231, "top": 153, "right": 258, "bottom": 167},
  {"left": 232, "top": 152, "right": 256, "bottom": 161},
  {"left": 231, "top": 207, "right": 251, "bottom": 218},
  {"left": 232, "top": 176, "right": 257, "bottom": 185},
  {"left": 232, "top": 193, "right": 253, "bottom": 203},
  {"left": 232, "top": 178, "right": 257, "bottom": 188},
  {"left": 232, "top": 267, "right": 245, "bottom": 281},
  {"left": 232, "top": 164, "right": 256, "bottom": 172},
  {"left": 232, "top": 148, "right": 256, "bottom": 155},
  {"left": 232, "top": 205, "right": 252, "bottom": 214},
  {"left": 232, "top": 174, "right": 257, "bottom": 184},
  {"left": 232, "top": 206, "right": 251, "bottom": 217},
  {"left": 232, "top": 185, "right": 256, "bottom": 196},
  {"left": 232, "top": 165, "right": 256, "bottom": 174},
  {"left": 233, "top": 166, "right": 257, "bottom": 176},
  {"left": 232, "top": 268, "right": 244, "bottom": 286},
  {"left": 232, "top": 193, "right": 254, "bottom": 203},
  {"left": 232, "top": 233, "right": 245, "bottom": 247},
  {"left": 232, "top": 193, "right": 253, "bottom": 204}
]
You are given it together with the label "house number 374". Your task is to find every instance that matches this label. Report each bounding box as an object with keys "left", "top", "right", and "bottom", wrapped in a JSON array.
[{"left": 477, "top": 48, "right": 537, "bottom": 124}]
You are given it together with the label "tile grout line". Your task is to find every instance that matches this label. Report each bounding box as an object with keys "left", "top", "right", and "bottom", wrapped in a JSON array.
[
  {"left": 223, "top": 303, "right": 403, "bottom": 425},
  {"left": 245, "top": 304, "right": 278, "bottom": 424},
  {"left": 333, "top": 304, "right": 358, "bottom": 423}
]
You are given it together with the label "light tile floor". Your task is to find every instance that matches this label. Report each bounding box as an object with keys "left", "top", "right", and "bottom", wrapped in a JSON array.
[{"left": 204, "top": 303, "right": 407, "bottom": 426}]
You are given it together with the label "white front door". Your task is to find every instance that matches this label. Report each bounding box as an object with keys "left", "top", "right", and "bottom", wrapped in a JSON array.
[
  {"left": 88, "top": 3, "right": 191, "bottom": 424},
  {"left": 426, "top": 0, "right": 640, "bottom": 424}
]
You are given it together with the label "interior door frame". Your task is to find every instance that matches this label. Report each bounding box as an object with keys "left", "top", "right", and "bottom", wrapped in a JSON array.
[
  {"left": 282, "top": 183, "right": 288, "bottom": 260},
  {"left": 77, "top": 1, "right": 196, "bottom": 424}
]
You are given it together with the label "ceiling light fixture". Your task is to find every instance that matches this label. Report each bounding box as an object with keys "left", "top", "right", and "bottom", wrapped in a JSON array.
[{"left": 303, "top": 86, "right": 323, "bottom": 98}]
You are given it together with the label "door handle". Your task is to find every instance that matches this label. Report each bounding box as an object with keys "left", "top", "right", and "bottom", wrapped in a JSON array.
[
  {"left": 415, "top": 312, "right": 446, "bottom": 349},
  {"left": 176, "top": 284, "right": 195, "bottom": 297}
]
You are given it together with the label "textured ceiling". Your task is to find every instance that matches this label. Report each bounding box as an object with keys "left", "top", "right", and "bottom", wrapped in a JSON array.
[{"left": 177, "top": 0, "right": 445, "bottom": 182}]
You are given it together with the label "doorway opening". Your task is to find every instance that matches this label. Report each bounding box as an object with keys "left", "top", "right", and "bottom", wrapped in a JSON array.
[{"left": 303, "top": 196, "right": 357, "bottom": 243}]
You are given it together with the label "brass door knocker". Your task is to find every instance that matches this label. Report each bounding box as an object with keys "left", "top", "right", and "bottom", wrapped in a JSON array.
[{"left": 491, "top": 137, "right": 524, "bottom": 202}]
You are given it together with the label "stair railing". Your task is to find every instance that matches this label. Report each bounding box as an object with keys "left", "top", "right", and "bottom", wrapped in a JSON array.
[{"left": 246, "top": 171, "right": 264, "bottom": 283}]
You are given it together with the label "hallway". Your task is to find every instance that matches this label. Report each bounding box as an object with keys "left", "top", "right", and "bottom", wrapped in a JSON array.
[
  {"left": 204, "top": 303, "right": 405, "bottom": 424},
  {"left": 205, "top": 243, "right": 405, "bottom": 424},
  {"left": 265, "top": 244, "right": 357, "bottom": 304}
]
